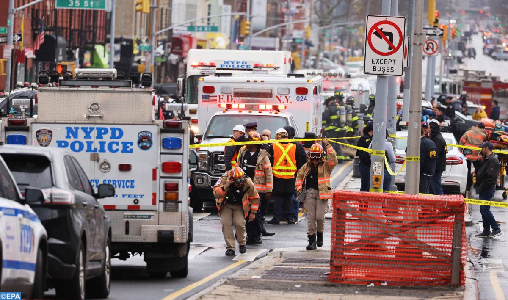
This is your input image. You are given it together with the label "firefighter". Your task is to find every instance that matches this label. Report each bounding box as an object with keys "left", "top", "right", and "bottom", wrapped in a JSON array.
[
  {"left": 366, "top": 94, "right": 375, "bottom": 120},
  {"left": 459, "top": 123, "right": 487, "bottom": 198},
  {"left": 296, "top": 140, "right": 337, "bottom": 250},
  {"left": 236, "top": 131, "right": 275, "bottom": 244},
  {"left": 267, "top": 128, "right": 306, "bottom": 224},
  {"left": 322, "top": 97, "right": 337, "bottom": 140},
  {"left": 345, "top": 96, "right": 359, "bottom": 135},
  {"left": 213, "top": 167, "right": 260, "bottom": 256},
  {"left": 224, "top": 125, "right": 247, "bottom": 171},
  {"left": 334, "top": 94, "right": 348, "bottom": 162}
]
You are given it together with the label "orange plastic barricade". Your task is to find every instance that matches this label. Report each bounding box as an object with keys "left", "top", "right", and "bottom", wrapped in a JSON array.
[{"left": 329, "top": 191, "right": 466, "bottom": 286}]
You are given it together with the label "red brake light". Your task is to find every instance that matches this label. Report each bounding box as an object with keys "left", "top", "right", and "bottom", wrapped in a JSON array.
[
  {"left": 296, "top": 87, "right": 308, "bottom": 95},
  {"left": 162, "top": 162, "right": 182, "bottom": 173},
  {"left": 153, "top": 95, "right": 156, "bottom": 106},
  {"left": 191, "top": 119, "right": 198, "bottom": 124},
  {"left": 164, "top": 182, "right": 179, "bottom": 191},
  {"left": 119, "top": 164, "right": 132, "bottom": 171},
  {"left": 164, "top": 120, "right": 182, "bottom": 128},
  {"left": 8, "top": 118, "right": 27, "bottom": 126},
  {"left": 202, "top": 86, "right": 215, "bottom": 93},
  {"left": 395, "top": 155, "right": 405, "bottom": 164},
  {"left": 446, "top": 157, "right": 464, "bottom": 165}
]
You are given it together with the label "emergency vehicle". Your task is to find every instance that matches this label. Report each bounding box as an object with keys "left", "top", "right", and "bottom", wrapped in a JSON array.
[
  {"left": 0, "top": 69, "right": 192, "bottom": 278},
  {"left": 0, "top": 155, "right": 47, "bottom": 298},
  {"left": 190, "top": 74, "right": 323, "bottom": 210},
  {"left": 180, "top": 49, "right": 292, "bottom": 132}
]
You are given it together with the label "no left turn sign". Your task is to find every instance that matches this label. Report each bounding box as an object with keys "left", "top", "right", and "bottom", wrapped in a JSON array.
[
  {"left": 423, "top": 39, "right": 439, "bottom": 56},
  {"left": 364, "top": 15, "right": 406, "bottom": 76}
]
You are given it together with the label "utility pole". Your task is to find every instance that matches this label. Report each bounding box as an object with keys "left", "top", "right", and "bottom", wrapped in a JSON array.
[
  {"left": 109, "top": 0, "right": 117, "bottom": 68},
  {"left": 150, "top": 0, "right": 157, "bottom": 86},
  {"left": 387, "top": 0, "right": 399, "bottom": 191},
  {"left": 370, "top": 0, "right": 391, "bottom": 192},
  {"left": 402, "top": 0, "right": 416, "bottom": 122},
  {"left": 405, "top": 0, "right": 425, "bottom": 194},
  {"left": 5, "top": 0, "right": 15, "bottom": 92}
]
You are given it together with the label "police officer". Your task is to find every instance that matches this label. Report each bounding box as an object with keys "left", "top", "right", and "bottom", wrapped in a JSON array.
[
  {"left": 420, "top": 122, "right": 437, "bottom": 193},
  {"left": 224, "top": 125, "right": 247, "bottom": 171}
]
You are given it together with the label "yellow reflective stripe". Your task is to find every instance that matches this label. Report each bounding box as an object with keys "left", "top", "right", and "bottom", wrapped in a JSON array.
[
  {"left": 405, "top": 156, "right": 420, "bottom": 161},
  {"left": 330, "top": 115, "right": 338, "bottom": 119},
  {"left": 352, "top": 116, "right": 359, "bottom": 121},
  {"left": 272, "top": 170, "right": 297, "bottom": 176}
]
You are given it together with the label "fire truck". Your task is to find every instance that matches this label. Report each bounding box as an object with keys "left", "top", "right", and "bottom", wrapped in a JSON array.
[
  {"left": 1, "top": 69, "right": 192, "bottom": 278},
  {"left": 460, "top": 70, "right": 508, "bottom": 115},
  {"left": 190, "top": 73, "right": 323, "bottom": 210},
  {"left": 180, "top": 49, "right": 292, "bottom": 133}
]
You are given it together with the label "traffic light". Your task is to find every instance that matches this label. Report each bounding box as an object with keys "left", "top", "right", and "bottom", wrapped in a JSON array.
[
  {"left": 240, "top": 19, "right": 251, "bottom": 36},
  {"left": 305, "top": 25, "right": 312, "bottom": 38},
  {"left": 433, "top": 10, "right": 439, "bottom": 26},
  {"left": 440, "top": 24, "right": 447, "bottom": 47},
  {"left": 427, "top": 0, "right": 436, "bottom": 26},
  {"left": 135, "top": 0, "right": 149, "bottom": 13}
]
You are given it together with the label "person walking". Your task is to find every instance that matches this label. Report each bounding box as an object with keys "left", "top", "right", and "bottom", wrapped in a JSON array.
[
  {"left": 420, "top": 123, "right": 437, "bottom": 194},
  {"left": 284, "top": 125, "right": 307, "bottom": 221},
  {"left": 356, "top": 122, "right": 373, "bottom": 192},
  {"left": 460, "top": 123, "right": 487, "bottom": 198},
  {"left": 267, "top": 128, "right": 306, "bottom": 224},
  {"left": 475, "top": 142, "right": 502, "bottom": 238},
  {"left": 296, "top": 140, "right": 337, "bottom": 250},
  {"left": 213, "top": 167, "right": 260, "bottom": 256},
  {"left": 236, "top": 131, "right": 275, "bottom": 244},
  {"left": 429, "top": 121, "right": 447, "bottom": 195},
  {"left": 490, "top": 100, "right": 500, "bottom": 121},
  {"left": 224, "top": 125, "right": 247, "bottom": 171}
]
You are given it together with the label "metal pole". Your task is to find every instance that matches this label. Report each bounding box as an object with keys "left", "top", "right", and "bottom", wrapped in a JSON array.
[
  {"left": 300, "top": 0, "right": 306, "bottom": 69},
  {"left": 425, "top": 53, "right": 432, "bottom": 102},
  {"left": 151, "top": 0, "right": 157, "bottom": 86},
  {"left": 5, "top": 0, "right": 15, "bottom": 92},
  {"left": 109, "top": 0, "right": 117, "bottom": 68},
  {"left": 386, "top": 0, "right": 398, "bottom": 191},
  {"left": 370, "top": 0, "right": 391, "bottom": 192},
  {"left": 402, "top": 0, "right": 415, "bottom": 122},
  {"left": 405, "top": 0, "right": 424, "bottom": 195},
  {"left": 439, "top": 39, "right": 443, "bottom": 94},
  {"left": 430, "top": 53, "right": 436, "bottom": 98},
  {"left": 246, "top": 0, "right": 252, "bottom": 49}
]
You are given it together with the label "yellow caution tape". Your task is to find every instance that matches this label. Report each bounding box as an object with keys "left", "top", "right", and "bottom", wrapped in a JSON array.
[
  {"left": 372, "top": 150, "right": 385, "bottom": 156},
  {"left": 328, "top": 139, "right": 374, "bottom": 154},
  {"left": 190, "top": 136, "right": 362, "bottom": 149},
  {"left": 405, "top": 156, "right": 420, "bottom": 161},
  {"left": 386, "top": 191, "right": 508, "bottom": 208},
  {"left": 384, "top": 156, "right": 406, "bottom": 176}
]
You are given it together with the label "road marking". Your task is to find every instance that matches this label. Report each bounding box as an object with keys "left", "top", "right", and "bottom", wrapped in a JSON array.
[
  {"left": 490, "top": 271, "right": 506, "bottom": 300},
  {"left": 233, "top": 248, "right": 268, "bottom": 262},
  {"left": 330, "top": 161, "right": 353, "bottom": 183},
  {"left": 161, "top": 260, "right": 246, "bottom": 300}
]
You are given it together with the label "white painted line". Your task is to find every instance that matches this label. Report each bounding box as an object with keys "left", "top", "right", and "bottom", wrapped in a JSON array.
[
  {"left": 233, "top": 248, "right": 269, "bottom": 262},
  {"left": 490, "top": 271, "right": 506, "bottom": 300},
  {"left": 193, "top": 213, "right": 211, "bottom": 221},
  {"left": 188, "top": 246, "right": 209, "bottom": 260}
]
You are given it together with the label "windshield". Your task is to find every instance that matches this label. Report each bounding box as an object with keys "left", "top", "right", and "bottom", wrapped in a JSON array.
[
  {"left": 323, "top": 80, "right": 348, "bottom": 91},
  {"left": 1, "top": 154, "right": 53, "bottom": 191},
  {"left": 186, "top": 75, "right": 201, "bottom": 105},
  {"left": 205, "top": 115, "right": 289, "bottom": 138}
]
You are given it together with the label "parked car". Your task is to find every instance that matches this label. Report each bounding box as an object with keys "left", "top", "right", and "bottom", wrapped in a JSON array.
[
  {"left": 491, "top": 50, "right": 508, "bottom": 60},
  {"left": 0, "top": 154, "right": 47, "bottom": 299},
  {"left": 394, "top": 130, "right": 467, "bottom": 194},
  {"left": 0, "top": 146, "right": 115, "bottom": 300},
  {"left": 452, "top": 110, "right": 481, "bottom": 143}
]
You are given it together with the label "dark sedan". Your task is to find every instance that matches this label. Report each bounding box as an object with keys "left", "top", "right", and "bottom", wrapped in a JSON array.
[{"left": 0, "top": 146, "right": 115, "bottom": 300}]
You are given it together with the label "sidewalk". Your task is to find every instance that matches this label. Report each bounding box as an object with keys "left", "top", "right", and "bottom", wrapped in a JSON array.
[{"left": 192, "top": 169, "right": 477, "bottom": 300}]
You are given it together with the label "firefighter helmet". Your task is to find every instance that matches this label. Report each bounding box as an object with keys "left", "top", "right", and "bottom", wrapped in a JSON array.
[
  {"left": 247, "top": 131, "right": 261, "bottom": 141},
  {"left": 346, "top": 96, "right": 355, "bottom": 105},
  {"left": 309, "top": 143, "right": 323, "bottom": 160}
]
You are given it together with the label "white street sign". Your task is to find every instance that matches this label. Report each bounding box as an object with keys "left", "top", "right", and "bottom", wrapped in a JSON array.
[
  {"left": 423, "top": 26, "right": 444, "bottom": 37},
  {"left": 364, "top": 15, "right": 406, "bottom": 76}
]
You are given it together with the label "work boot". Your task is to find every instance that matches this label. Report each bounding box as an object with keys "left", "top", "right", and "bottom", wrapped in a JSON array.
[
  {"left": 253, "top": 236, "right": 262, "bottom": 245},
  {"left": 262, "top": 230, "right": 275, "bottom": 236},
  {"left": 239, "top": 245, "right": 247, "bottom": 254},
  {"left": 306, "top": 235, "right": 317, "bottom": 250},
  {"left": 317, "top": 232, "right": 324, "bottom": 247},
  {"left": 225, "top": 249, "right": 235, "bottom": 256},
  {"left": 246, "top": 238, "right": 255, "bottom": 245}
]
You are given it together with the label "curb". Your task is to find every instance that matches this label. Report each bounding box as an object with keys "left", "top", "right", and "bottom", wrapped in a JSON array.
[{"left": 463, "top": 260, "right": 479, "bottom": 300}]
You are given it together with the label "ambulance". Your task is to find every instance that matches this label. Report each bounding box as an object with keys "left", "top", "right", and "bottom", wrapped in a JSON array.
[
  {"left": 190, "top": 74, "right": 323, "bottom": 210},
  {"left": 180, "top": 49, "right": 292, "bottom": 133},
  {"left": 1, "top": 69, "right": 193, "bottom": 278}
]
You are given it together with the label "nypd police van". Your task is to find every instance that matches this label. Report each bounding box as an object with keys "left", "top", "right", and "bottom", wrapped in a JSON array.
[
  {"left": 0, "top": 155, "right": 47, "bottom": 298},
  {"left": 0, "top": 69, "right": 192, "bottom": 278}
]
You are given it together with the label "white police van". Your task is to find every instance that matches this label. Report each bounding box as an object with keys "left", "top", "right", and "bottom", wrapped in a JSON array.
[
  {"left": 0, "top": 69, "right": 192, "bottom": 278},
  {"left": 0, "top": 155, "right": 47, "bottom": 299}
]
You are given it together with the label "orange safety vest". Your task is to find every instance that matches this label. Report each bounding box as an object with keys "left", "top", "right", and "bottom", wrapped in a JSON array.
[
  {"left": 225, "top": 138, "right": 239, "bottom": 166},
  {"left": 272, "top": 143, "right": 297, "bottom": 179},
  {"left": 460, "top": 129, "right": 486, "bottom": 161}
]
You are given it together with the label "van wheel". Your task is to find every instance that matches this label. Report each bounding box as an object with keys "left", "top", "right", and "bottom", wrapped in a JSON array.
[
  {"left": 170, "top": 257, "right": 188, "bottom": 278},
  {"left": 87, "top": 238, "right": 111, "bottom": 298},
  {"left": 56, "top": 242, "right": 86, "bottom": 300},
  {"left": 32, "top": 248, "right": 46, "bottom": 299}
]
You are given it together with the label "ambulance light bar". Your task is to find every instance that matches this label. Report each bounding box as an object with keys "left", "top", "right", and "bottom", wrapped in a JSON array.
[
  {"left": 218, "top": 103, "right": 286, "bottom": 111},
  {"left": 75, "top": 68, "right": 117, "bottom": 79},
  {"left": 191, "top": 62, "right": 216, "bottom": 68}
]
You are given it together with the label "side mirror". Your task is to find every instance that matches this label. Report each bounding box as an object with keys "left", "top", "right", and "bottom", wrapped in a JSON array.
[
  {"left": 96, "top": 184, "right": 115, "bottom": 199},
  {"left": 25, "top": 188, "right": 45, "bottom": 205}
]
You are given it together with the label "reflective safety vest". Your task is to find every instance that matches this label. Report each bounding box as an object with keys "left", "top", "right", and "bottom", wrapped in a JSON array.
[
  {"left": 272, "top": 143, "right": 297, "bottom": 179},
  {"left": 459, "top": 128, "right": 486, "bottom": 161},
  {"left": 226, "top": 138, "right": 239, "bottom": 166}
]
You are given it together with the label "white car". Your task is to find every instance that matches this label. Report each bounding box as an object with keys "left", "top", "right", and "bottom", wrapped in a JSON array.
[
  {"left": 393, "top": 131, "right": 467, "bottom": 194},
  {"left": 0, "top": 155, "right": 47, "bottom": 298}
]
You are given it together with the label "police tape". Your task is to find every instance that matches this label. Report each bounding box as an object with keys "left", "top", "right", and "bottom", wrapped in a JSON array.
[
  {"left": 190, "top": 136, "right": 362, "bottom": 149},
  {"left": 386, "top": 191, "right": 508, "bottom": 208},
  {"left": 384, "top": 156, "right": 406, "bottom": 176}
]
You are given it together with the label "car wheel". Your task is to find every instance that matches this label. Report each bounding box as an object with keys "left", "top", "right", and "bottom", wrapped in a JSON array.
[
  {"left": 86, "top": 238, "right": 111, "bottom": 298},
  {"left": 31, "top": 248, "right": 46, "bottom": 299},
  {"left": 56, "top": 241, "right": 86, "bottom": 300}
]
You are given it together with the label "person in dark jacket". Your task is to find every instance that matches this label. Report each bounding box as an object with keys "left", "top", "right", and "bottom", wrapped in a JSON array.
[
  {"left": 356, "top": 122, "right": 373, "bottom": 192},
  {"left": 429, "top": 122, "right": 447, "bottom": 195},
  {"left": 490, "top": 100, "right": 500, "bottom": 121},
  {"left": 284, "top": 125, "right": 307, "bottom": 219},
  {"left": 420, "top": 123, "right": 437, "bottom": 194},
  {"left": 475, "top": 142, "right": 502, "bottom": 238},
  {"left": 444, "top": 97, "right": 456, "bottom": 120},
  {"left": 224, "top": 125, "right": 247, "bottom": 171}
]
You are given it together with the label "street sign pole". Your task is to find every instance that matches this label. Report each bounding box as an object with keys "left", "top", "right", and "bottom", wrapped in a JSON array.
[
  {"left": 431, "top": 50, "right": 436, "bottom": 98},
  {"left": 405, "top": 0, "right": 424, "bottom": 195},
  {"left": 370, "top": 0, "right": 391, "bottom": 193},
  {"left": 108, "top": 0, "right": 116, "bottom": 68},
  {"left": 425, "top": 47, "right": 432, "bottom": 102},
  {"left": 439, "top": 39, "right": 443, "bottom": 94},
  {"left": 5, "top": 0, "right": 14, "bottom": 92},
  {"left": 150, "top": 0, "right": 156, "bottom": 87},
  {"left": 387, "top": 0, "right": 399, "bottom": 192},
  {"left": 402, "top": 0, "right": 415, "bottom": 123}
]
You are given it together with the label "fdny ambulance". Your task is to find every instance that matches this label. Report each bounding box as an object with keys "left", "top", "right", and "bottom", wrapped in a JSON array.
[
  {"left": 181, "top": 49, "right": 292, "bottom": 133},
  {"left": 190, "top": 74, "right": 323, "bottom": 210},
  {"left": 1, "top": 69, "right": 192, "bottom": 278}
]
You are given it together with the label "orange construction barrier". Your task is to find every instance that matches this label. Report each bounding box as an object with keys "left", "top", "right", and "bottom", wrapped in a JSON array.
[{"left": 329, "top": 191, "right": 466, "bottom": 286}]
